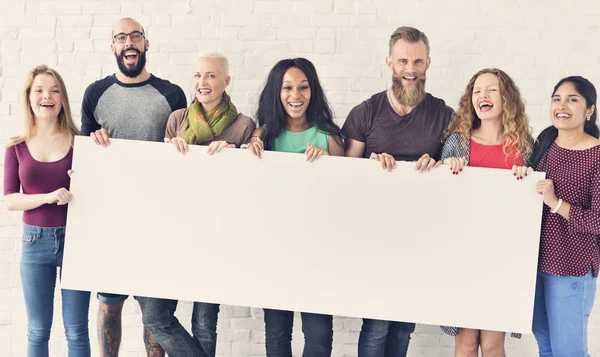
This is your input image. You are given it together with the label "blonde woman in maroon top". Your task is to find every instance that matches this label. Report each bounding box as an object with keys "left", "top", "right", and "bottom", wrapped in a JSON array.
[
  {"left": 516, "top": 76, "right": 599, "bottom": 357},
  {"left": 3, "top": 65, "right": 90, "bottom": 356},
  {"left": 438, "top": 68, "right": 533, "bottom": 357}
]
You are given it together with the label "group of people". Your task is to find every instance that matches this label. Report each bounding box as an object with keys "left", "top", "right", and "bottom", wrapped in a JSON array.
[{"left": 3, "top": 17, "right": 598, "bottom": 357}]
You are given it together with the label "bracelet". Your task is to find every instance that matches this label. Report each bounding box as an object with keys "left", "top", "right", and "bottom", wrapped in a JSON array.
[{"left": 551, "top": 198, "right": 563, "bottom": 214}]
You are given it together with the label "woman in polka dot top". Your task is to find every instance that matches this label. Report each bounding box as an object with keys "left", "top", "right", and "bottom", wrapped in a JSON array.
[{"left": 517, "top": 76, "right": 599, "bottom": 357}]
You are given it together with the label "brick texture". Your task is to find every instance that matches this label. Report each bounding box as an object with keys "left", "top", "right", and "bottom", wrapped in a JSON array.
[{"left": 1, "top": 0, "right": 600, "bottom": 356}]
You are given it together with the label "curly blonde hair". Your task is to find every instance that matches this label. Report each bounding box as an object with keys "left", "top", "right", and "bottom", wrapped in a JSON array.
[{"left": 443, "top": 68, "right": 532, "bottom": 161}]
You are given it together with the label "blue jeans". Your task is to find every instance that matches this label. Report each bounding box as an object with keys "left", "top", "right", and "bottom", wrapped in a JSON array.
[
  {"left": 532, "top": 270, "right": 596, "bottom": 357},
  {"left": 358, "top": 319, "right": 415, "bottom": 357},
  {"left": 141, "top": 297, "right": 219, "bottom": 357},
  {"left": 20, "top": 224, "right": 91, "bottom": 357},
  {"left": 264, "top": 309, "right": 333, "bottom": 357}
]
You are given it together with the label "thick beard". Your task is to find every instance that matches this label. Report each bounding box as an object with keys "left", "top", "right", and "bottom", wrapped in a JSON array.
[
  {"left": 115, "top": 48, "right": 147, "bottom": 78},
  {"left": 391, "top": 73, "right": 426, "bottom": 107}
]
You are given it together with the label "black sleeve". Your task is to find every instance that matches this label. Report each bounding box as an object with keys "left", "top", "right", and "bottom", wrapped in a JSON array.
[
  {"left": 80, "top": 84, "right": 101, "bottom": 136},
  {"left": 153, "top": 79, "right": 187, "bottom": 113},
  {"left": 80, "top": 77, "right": 114, "bottom": 136},
  {"left": 171, "top": 86, "right": 187, "bottom": 112}
]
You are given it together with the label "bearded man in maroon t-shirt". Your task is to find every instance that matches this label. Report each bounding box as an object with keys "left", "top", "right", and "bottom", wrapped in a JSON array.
[{"left": 342, "top": 26, "right": 454, "bottom": 357}]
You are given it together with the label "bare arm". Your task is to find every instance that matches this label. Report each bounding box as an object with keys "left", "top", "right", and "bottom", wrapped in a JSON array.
[
  {"left": 248, "top": 127, "right": 264, "bottom": 143},
  {"left": 242, "top": 127, "right": 265, "bottom": 158},
  {"left": 5, "top": 188, "right": 70, "bottom": 211},
  {"left": 4, "top": 193, "right": 49, "bottom": 211},
  {"left": 345, "top": 139, "right": 365, "bottom": 158},
  {"left": 328, "top": 136, "right": 345, "bottom": 157}
]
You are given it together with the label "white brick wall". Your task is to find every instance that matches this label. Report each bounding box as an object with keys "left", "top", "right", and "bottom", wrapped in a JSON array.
[{"left": 1, "top": 0, "right": 600, "bottom": 356}]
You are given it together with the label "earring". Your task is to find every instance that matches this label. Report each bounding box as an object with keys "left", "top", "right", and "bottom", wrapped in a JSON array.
[{"left": 587, "top": 115, "right": 591, "bottom": 121}]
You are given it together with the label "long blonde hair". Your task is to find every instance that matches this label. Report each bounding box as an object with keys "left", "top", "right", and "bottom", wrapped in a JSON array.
[
  {"left": 6, "top": 64, "right": 80, "bottom": 147},
  {"left": 443, "top": 68, "right": 533, "bottom": 161}
]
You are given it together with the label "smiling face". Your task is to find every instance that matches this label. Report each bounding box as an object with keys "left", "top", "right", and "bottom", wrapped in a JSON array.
[
  {"left": 111, "top": 19, "right": 148, "bottom": 78},
  {"left": 472, "top": 73, "right": 503, "bottom": 122},
  {"left": 29, "top": 73, "right": 63, "bottom": 121},
  {"left": 280, "top": 67, "right": 311, "bottom": 122},
  {"left": 193, "top": 57, "right": 230, "bottom": 111},
  {"left": 551, "top": 81, "right": 595, "bottom": 132},
  {"left": 386, "top": 39, "right": 430, "bottom": 106}
]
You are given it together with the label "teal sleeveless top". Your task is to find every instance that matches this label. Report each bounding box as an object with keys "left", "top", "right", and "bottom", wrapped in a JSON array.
[{"left": 272, "top": 126, "right": 329, "bottom": 153}]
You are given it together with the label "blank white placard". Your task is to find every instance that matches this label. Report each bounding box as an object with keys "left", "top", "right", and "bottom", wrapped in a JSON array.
[{"left": 61, "top": 136, "right": 545, "bottom": 334}]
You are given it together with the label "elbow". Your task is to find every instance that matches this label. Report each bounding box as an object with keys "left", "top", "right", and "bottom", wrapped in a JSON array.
[{"left": 3, "top": 195, "right": 18, "bottom": 211}]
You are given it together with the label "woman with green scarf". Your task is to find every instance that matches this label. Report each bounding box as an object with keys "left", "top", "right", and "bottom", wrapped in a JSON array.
[
  {"left": 164, "top": 51, "right": 256, "bottom": 155},
  {"left": 140, "top": 52, "right": 255, "bottom": 357}
]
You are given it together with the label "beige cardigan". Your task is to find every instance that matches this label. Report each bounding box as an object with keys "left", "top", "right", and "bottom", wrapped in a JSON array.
[{"left": 164, "top": 108, "right": 256, "bottom": 147}]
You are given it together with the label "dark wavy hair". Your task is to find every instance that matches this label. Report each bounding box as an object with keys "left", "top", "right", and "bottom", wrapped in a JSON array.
[
  {"left": 530, "top": 76, "right": 599, "bottom": 167},
  {"left": 256, "top": 58, "right": 344, "bottom": 150}
]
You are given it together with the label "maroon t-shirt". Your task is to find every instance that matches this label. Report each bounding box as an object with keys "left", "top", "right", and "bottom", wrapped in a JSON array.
[
  {"left": 342, "top": 91, "right": 454, "bottom": 161},
  {"left": 536, "top": 143, "right": 600, "bottom": 277},
  {"left": 4, "top": 142, "right": 72, "bottom": 227}
]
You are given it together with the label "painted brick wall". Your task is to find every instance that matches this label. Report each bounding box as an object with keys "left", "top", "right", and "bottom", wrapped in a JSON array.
[{"left": 1, "top": 0, "right": 599, "bottom": 356}]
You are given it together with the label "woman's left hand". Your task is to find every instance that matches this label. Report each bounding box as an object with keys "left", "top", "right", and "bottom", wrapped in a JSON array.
[
  {"left": 305, "top": 143, "right": 329, "bottom": 162},
  {"left": 207, "top": 141, "right": 235, "bottom": 155},
  {"left": 536, "top": 179, "right": 559, "bottom": 208},
  {"left": 512, "top": 165, "right": 533, "bottom": 180}
]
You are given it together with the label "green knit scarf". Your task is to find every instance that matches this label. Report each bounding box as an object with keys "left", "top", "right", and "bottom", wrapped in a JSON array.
[{"left": 183, "top": 92, "right": 238, "bottom": 144}]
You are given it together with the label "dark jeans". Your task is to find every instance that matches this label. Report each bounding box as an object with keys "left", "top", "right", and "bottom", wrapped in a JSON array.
[
  {"left": 141, "top": 297, "right": 219, "bottom": 357},
  {"left": 264, "top": 308, "right": 333, "bottom": 357},
  {"left": 358, "top": 319, "right": 415, "bottom": 357}
]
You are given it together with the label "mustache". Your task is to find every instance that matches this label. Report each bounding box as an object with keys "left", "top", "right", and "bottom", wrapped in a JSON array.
[
  {"left": 394, "top": 72, "right": 426, "bottom": 80},
  {"left": 391, "top": 73, "right": 426, "bottom": 107},
  {"left": 120, "top": 48, "right": 141, "bottom": 59}
]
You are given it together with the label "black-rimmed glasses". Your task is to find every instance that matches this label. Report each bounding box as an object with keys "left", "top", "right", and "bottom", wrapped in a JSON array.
[{"left": 113, "top": 31, "right": 145, "bottom": 43}]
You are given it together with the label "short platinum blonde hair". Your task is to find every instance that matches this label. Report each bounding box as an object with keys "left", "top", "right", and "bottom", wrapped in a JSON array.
[{"left": 195, "top": 51, "right": 230, "bottom": 76}]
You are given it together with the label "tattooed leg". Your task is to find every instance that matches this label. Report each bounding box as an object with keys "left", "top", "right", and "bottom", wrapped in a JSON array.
[
  {"left": 139, "top": 300, "right": 165, "bottom": 357},
  {"left": 143, "top": 327, "right": 165, "bottom": 357},
  {"left": 98, "top": 301, "right": 124, "bottom": 357}
]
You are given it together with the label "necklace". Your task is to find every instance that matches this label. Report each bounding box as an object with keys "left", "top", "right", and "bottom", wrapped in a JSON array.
[{"left": 387, "top": 89, "right": 402, "bottom": 116}]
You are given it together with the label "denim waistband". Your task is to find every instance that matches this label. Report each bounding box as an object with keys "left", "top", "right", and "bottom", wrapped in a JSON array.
[{"left": 23, "top": 223, "right": 66, "bottom": 236}]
